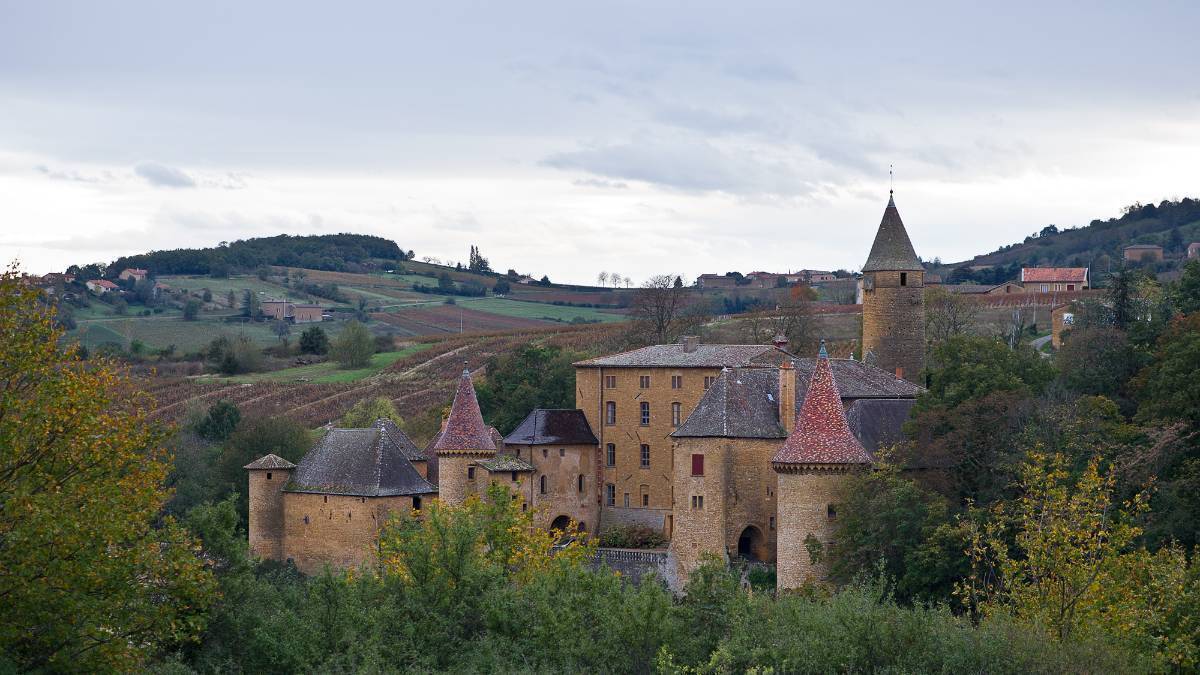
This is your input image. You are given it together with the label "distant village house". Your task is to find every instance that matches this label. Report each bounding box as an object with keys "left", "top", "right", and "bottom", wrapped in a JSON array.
[{"left": 1123, "top": 244, "right": 1163, "bottom": 262}]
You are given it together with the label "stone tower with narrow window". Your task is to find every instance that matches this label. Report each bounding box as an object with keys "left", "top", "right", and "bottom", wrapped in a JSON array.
[
  {"left": 433, "top": 367, "right": 497, "bottom": 506},
  {"left": 243, "top": 453, "right": 296, "bottom": 561},
  {"left": 772, "top": 343, "right": 873, "bottom": 589},
  {"left": 861, "top": 192, "right": 925, "bottom": 383}
]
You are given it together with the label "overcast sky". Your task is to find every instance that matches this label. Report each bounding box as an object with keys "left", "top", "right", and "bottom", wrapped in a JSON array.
[{"left": 2, "top": 1, "right": 1198, "bottom": 282}]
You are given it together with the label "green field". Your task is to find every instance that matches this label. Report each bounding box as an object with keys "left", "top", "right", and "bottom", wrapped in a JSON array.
[
  {"left": 456, "top": 297, "right": 625, "bottom": 323},
  {"left": 160, "top": 275, "right": 314, "bottom": 306},
  {"left": 217, "top": 345, "right": 431, "bottom": 384},
  {"left": 70, "top": 316, "right": 285, "bottom": 352}
]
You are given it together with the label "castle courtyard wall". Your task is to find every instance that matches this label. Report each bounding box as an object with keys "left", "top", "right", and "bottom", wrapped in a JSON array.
[{"left": 281, "top": 492, "right": 416, "bottom": 575}]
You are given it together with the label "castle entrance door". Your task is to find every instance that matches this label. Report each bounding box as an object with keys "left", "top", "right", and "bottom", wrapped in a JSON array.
[{"left": 737, "top": 525, "right": 767, "bottom": 561}]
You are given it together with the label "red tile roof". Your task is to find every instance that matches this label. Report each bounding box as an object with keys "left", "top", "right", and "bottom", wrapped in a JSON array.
[
  {"left": 1021, "top": 267, "right": 1087, "bottom": 283},
  {"left": 432, "top": 369, "right": 497, "bottom": 455},
  {"left": 772, "top": 351, "right": 872, "bottom": 467},
  {"left": 92, "top": 279, "right": 118, "bottom": 289}
]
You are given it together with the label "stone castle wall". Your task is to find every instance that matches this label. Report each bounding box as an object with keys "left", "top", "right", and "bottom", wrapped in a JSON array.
[
  {"left": 281, "top": 492, "right": 416, "bottom": 574},
  {"left": 247, "top": 468, "right": 289, "bottom": 561},
  {"left": 775, "top": 468, "right": 849, "bottom": 589},
  {"left": 670, "top": 437, "right": 781, "bottom": 584},
  {"left": 512, "top": 443, "right": 599, "bottom": 532},
  {"left": 576, "top": 364, "right": 723, "bottom": 535},
  {"left": 862, "top": 270, "right": 925, "bottom": 384}
]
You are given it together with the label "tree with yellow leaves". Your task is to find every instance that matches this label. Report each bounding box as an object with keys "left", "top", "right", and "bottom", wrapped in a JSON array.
[
  {"left": 0, "top": 266, "right": 215, "bottom": 671},
  {"left": 960, "top": 449, "right": 1200, "bottom": 669}
]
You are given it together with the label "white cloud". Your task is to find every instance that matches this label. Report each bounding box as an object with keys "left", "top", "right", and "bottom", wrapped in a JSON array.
[{"left": 134, "top": 161, "right": 195, "bottom": 188}]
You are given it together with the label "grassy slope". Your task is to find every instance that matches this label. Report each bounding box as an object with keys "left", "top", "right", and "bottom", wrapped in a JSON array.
[
  {"left": 456, "top": 297, "right": 625, "bottom": 323},
  {"left": 214, "top": 344, "right": 432, "bottom": 384}
]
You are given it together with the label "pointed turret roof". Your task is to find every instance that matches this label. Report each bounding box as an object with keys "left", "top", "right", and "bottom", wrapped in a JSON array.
[
  {"left": 862, "top": 193, "right": 923, "bottom": 272},
  {"left": 432, "top": 369, "right": 497, "bottom": 455},
  {"left": 244, "top": 454, "right": 297, "bottom": 470},
  {"left": 772, "top": 346, "right": 873, "bottom": 467}
]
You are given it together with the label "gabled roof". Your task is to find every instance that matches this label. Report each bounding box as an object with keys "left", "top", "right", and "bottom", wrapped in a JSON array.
[
  {"left": 862, "top": 194, "right": 923, "bottom": 272},
  {"left": 1020, "top": 267, "right": 1088, "bottom": 283},
  {"left": 432, "top": 369, "right": 497, "bottom": 454},
  {"left": 773, "top": 352, "right": 873, "bottom": 467},
  {"left": 377, "top": 418, "right": 426, "bottom": 462},
  {"left": 287, "top": 419, "right": 437, "bottom": 497},
  {"left": 672, "top": 358, "right": 921, "bottom": 440},
  {"left": 575, "top": 343, "right": 790, "bottom": 368},
  {"left": 503, "top": 409, "right": 598, "bottom": 446},
  {"left": 244, "top": 454, "right": 297, "bottom": 470}
]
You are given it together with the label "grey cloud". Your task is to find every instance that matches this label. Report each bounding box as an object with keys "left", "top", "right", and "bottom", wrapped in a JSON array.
[
  {"left": 134, "top": 161, "right": 196, "bottom": 188},
  {"left": 35, "top": 164, "right": 114, "bottom": 183},
  {"left": 543, "top": 137, "right": 816, "bottom": 196}
]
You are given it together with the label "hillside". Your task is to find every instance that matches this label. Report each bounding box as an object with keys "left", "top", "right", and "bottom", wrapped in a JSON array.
[{"left": 939, "top": 198, "right": 1200, "bottom": 284}]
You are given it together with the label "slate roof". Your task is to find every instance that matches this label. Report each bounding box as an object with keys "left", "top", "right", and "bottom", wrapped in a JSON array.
[
  {"left": 478, "top": 454, "right": 535, "bottom": 472},
  {"left": 287, "top": 419, "right": 437, "bottom": 497},
  {"left": 432, "top": 369, "right": 497, "bottom": 454},
  {"left": 378, "top": 418, "right": 426, "bottom": 462},
  {"left": 846, "top": 398, "right": 916, "bottom": 453},
  {"left": 503, "top": 409, "right": 598, "bottom": 446},
  {"left": 794, "top": 358, "right": 923, "bottom": 401},
  {"left": 773, "top": 353, "right": 873, "bottom": 466},
  {"left": 1021, "top": 267, "right": 1088, "bottom": 283},
  {"left": 673, "top": 355, "right": 921, "bottom": 440},
  {"left": 574, "top": 343, "right": 790, "bottom": 368},
  {"left": 244, "top": 454, "right": 297, "bottom": 470},
  {"left": 862, "top": 194, "right": 923, "bottom": 272}
]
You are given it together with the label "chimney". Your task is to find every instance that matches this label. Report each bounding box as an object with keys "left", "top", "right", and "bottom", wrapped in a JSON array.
[
  {"left": 895, "top": 367, "right": 904, "bottom": 380},
  {"left": 681, "top": 335, "right": 699, "bottom": 353},
  {"left": 779, "top": 359, "right": 796, "bottom": 434},
  {"left": 772, "top": 333, "right": 788, "bottom": 349}
]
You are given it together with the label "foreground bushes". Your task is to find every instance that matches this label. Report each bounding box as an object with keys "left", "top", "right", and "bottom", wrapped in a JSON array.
[{"left": 159, "top": 490, "right": 1146, "bottom": 674}]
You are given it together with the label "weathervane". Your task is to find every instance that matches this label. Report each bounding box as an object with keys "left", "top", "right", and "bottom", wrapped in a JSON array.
[{"left": 889, "top": 164, "right": 894, "bottom": 196}]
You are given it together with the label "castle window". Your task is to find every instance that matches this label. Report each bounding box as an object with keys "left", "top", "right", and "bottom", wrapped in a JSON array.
[
  {"left": 604, "top": 375, "right": 617, "bottom": 388},
  {"left": 691, "top": 454, "right": 704, "bottom": 476},
  {"left": 540, "top": 475, "right": 547, "bottom": 494},
  {"left": 641, "top": 490, "right": 649, "bottom": 507},
  {"left": 671, "top": 402, "right": 682, "bottom": 427},
  {"left": 623, "top": 493, "right": 630, "bottom": 507},
  {"left": 413, "top": 496, "right": 422, "bottom": 510},
  {"left": 691, "top": 495, "right": 704, "bottom": 510},
  {"left": 640, "top": 444, "right": 650, "bottom": 468},
  {"left": 900, "top": 272, "right": 908, "bottom": 286},
  {"left": 468, "top": 466, "right": 476, "bottom": 480},
  {"left": 769, "top": 516, "right": 775, "bottom": 530},
  {"left": 266, "top": 472, "right": 272, "bottom": 480},
  {"left": 323, "top": 495, "right": 328, "bottom": 503},
  {"left": 639, "top": 375, "right": 651, "bottom": 388},
  {"left": 578, "top": 474, "right": 584, "bottom": 492},
  {"left": 543, "top": 448, "right": 548, "bottom": 458},
  {"left": 640, "top": 402, "right": 650, "bottom": 426},
  {"left": 671, "top": 375, "right": 682, "bottom": 389},
  {"left": 559, "top": 448, "right": 565, "bottom": 457},
  {"left": 605, "top": 401, "right": 616, "bottom": 425},
  {"left": 827, "top": 504, "right": 837, "bottom": 519},
  {"left": 703, "top": 376, "right": 715, "bottom": 390},
  {"left": 606, "top": 443, "right": 616, "bottom": 467},
  {"left": 511, "top": 471, "right": 518, "bottom": 482},
  {"left": 303, "top": 515, "right": 309, "bottom": 524},
  {"left": 605, "top": 483, "right": 615, "bottom": 506}
]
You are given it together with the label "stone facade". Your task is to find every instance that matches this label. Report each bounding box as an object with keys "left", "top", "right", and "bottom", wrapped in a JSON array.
[
  {"left": 576, "top": 365, "right": 721, "bottom": 533},
  {"left": 247, "top": 466, "right": 290, "bottom": 560},
  {"left": 436, "top": 454, "right": 482, "bottom": 506},
  {"left": 508, "top": 443, "right": 598, "bottom": 532},
  {"left": 774, "top": 467, "right": 851, "bottom": 588},
  {"left": 669, "top": 437, "right": 779, "bottom": 581},
  {"left": 861, "top": 268, "right": 925, "bottom": 383},
  {"left": 282, "top": 492, "right": 418, "bottom": 574}
]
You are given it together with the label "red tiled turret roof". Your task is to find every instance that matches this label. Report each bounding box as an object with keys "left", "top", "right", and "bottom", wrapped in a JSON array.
[
  {"left": 432, "top": 368, "right": 497, "bottom": 455},
  {"left": 772, "top": 345, "right": 873, "bottom": 467}
]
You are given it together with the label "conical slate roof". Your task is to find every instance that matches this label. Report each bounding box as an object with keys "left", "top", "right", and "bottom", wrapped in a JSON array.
[
  {"left": 244, "top": 453, "right": 297, "bottom": 470},
  {"left": 862, "top": 194, "right": 923, "bottom": 272},
  {"left": 772, "top": 348, "right": 873, "bottom": 467},
  {"left": 432, "top": 369, "right": 497, "bottom": 455}
]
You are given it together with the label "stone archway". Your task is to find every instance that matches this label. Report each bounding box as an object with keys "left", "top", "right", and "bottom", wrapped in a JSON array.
[
  {"left": 550, "top": 515, "right": 572, "bottom": 532},
  {"left": 737, "top": 525, "right": 768, "bottom": 562}
]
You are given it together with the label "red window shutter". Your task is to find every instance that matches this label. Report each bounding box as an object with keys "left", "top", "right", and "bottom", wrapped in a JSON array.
[{"left": 691, "top": 454, "right": 704, "bottom": 476}]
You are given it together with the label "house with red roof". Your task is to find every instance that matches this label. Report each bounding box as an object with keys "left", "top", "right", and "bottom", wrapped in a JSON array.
[
  {"left": 85, "top": 279, "right": 119, "bottom": 294},
  {"left": 1020, "top": 267, "right": 1089, "bottom": 292},
  {"left": 118, "top": 268, "right": 148, "bottom": 282}
]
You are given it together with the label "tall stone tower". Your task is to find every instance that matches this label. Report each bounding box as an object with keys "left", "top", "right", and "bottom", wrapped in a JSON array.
[
  {"left": 861, "top": 192, "right": 925, "bottom": 383},
  {"left": 432, "top": 368, "right": 497, "bottom": 506},
  {"left": 772, "top": 343, "right": 872, "bottom": 590},
  {"left": 244, "top": 453, "right": 296, "bottom": 561}
]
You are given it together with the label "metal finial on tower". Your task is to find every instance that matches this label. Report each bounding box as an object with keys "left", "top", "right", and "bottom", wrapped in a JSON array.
[
  {"left": 462, "top": 359, "right": 469, "bottom": 375},
  {"left": 889, "top": 164, "right": 894, "bottom": 196},
  {"left": 818, "top": 339, "right": 828, "bottom": 359}
]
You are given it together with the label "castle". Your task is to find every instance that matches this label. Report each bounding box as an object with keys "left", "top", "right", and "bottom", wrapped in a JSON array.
[{"left": 247, "top": 193, "right": 927, "bottom": 589}]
